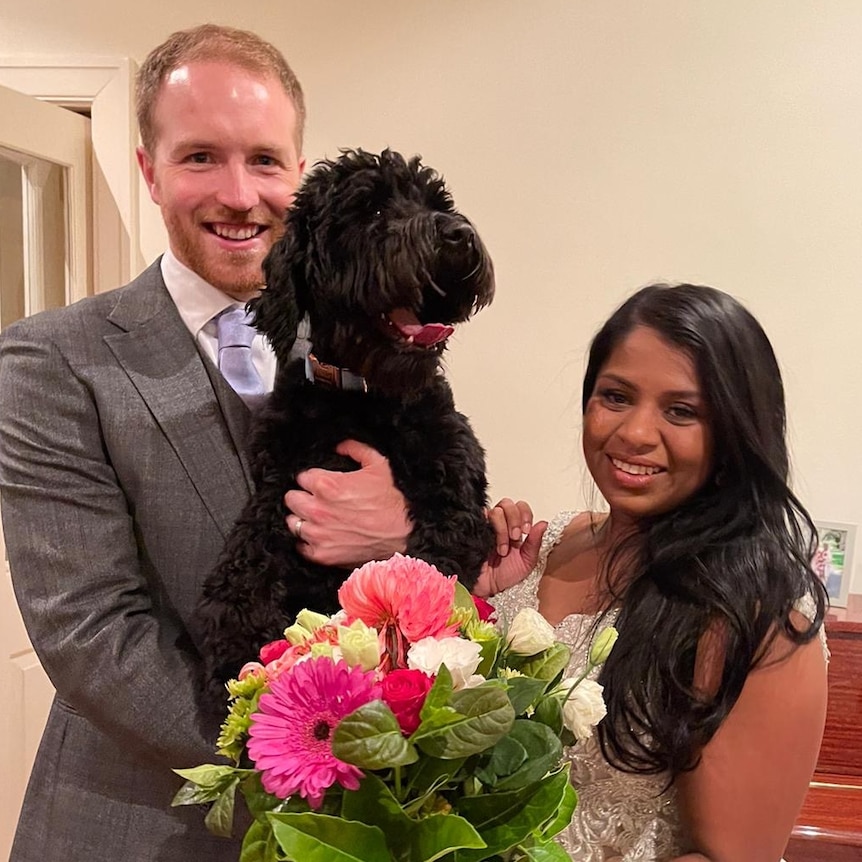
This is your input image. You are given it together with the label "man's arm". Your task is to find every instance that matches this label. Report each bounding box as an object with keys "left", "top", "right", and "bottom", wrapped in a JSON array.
[{"left": 0, "top": 323, "right": 217, "bottom": 768}]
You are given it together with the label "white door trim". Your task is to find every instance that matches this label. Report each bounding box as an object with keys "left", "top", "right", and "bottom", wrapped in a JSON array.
[{"left": 0, "top": 57, "right": 144, "bottom": 291}]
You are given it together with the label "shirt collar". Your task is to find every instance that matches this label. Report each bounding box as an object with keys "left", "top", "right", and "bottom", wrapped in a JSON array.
[{"left": 160, "top": 249, "right": 240, "bottom": 337}]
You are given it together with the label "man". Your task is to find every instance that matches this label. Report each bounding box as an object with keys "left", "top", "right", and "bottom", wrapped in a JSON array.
[
  {"left": 0, "top": 25, "right": 417, "bottom": 861},
  {"left": 0, "top": 24, "right": 539, "bottom": 860}
]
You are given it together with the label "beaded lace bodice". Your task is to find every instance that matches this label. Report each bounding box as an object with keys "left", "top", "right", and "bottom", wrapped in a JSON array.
[{"left": 491, "top": 512, "right": 686, "bottom": 862}]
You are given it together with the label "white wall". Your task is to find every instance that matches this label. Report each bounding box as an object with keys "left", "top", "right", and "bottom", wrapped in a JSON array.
[{"left": 3, "top": 1, "right": 860, "bottom": 594}]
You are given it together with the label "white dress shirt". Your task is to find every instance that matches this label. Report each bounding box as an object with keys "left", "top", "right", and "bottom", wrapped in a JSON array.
[{"left": 160, "top": 250, "right": 277, "bottom": 392}]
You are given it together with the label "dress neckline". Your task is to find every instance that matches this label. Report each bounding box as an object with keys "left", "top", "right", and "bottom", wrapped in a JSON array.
[{"left": 527, "top": 510, "right": 618, "bottom": 630}]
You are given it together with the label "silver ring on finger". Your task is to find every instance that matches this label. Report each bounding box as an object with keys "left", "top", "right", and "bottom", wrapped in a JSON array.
[{"left": 293, "top": 518, "right": 304, "bottom": 540}]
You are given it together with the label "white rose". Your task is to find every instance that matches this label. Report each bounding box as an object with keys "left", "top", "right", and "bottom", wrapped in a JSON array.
[
  {"left": 506, "top": 608, "right": 556, "bottom": 656},
  {"left": 407, "top": 636, "right": 483, "bottom": 690},
  {"left": 558, "top": 678, "right": 607, "bottom": 740}
]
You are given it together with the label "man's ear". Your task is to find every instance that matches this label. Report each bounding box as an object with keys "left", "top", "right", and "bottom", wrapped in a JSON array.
[{"left": 136, "top": 146, "right": 160, "bottom": 205}]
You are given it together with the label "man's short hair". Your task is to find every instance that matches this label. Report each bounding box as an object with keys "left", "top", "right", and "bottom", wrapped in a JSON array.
[{"left": 136, "top": 23, "right": 306, "bottom": 154}]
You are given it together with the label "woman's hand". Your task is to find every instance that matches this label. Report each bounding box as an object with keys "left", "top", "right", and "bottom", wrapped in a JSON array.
[{"left": 474, "top": 498, "right": 547, "bottom": 597}]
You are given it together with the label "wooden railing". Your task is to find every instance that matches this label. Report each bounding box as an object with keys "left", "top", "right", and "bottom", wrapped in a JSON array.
[{"left": 785, "top": 595, "right": 862, "bottom": 862}]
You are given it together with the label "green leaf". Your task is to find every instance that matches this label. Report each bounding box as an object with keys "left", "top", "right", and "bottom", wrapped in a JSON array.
[
  {"left": 204, "top": 777, "right": 239, "bottom": 838},
  {"left": 239, "top": 772, "right": 286, "bottom": 822},
  {"left": 240, "top": 819, "right": 282, "bottom": 862},
  {"left": 332, "top": 700, "right": 418, "bottom": 769},
  {"left": 268, "top": 811, "right": 390, "bottom": 862},
  {"left": 532, "top": 695, "right": 564, "bottom": 736},
  {"left": 505, "top": 676, "right": 548, "bottom": 716},
  {"left": 476, "top": 636, "right": 502, "bottom": 678},
  {"left": 492, "top": 721, "right": 562, "bottom": 791},
  {"left": 173, "top": 764, "right": 247, "bottom": 788},
  {"left": 414, "top": 682, "right": 515, "bottom": 759},
  {"left": 537, "top": 780, "right": 577, "bottom": 841},
  {"left": 419, "top": 664, "right": 455, "bottom": 719},
  {"left": 453, "top": 581, "right": 479, "bottom": 619},
  {"left": 342, "top": 774, "right": 486, "bottom": 861},
  {"left": 453, "top": 768, "right": 572, "bottom": 860},
  {"left": 171, "top": 779, "right": 226, "bottom": 807},
  {"left": 518, "top": 837, "right": 574, "bottom": 861},
  {"left": 475, "top": 735, "right": 526, "bottom": 787},
  {"left": 172, "top": 764, "right": 254, "bottom": 808},
  {"left": 474, "top": 719, "right": 562, "bottom": 791},
  {"left": 516, "top": 644, "right": 572, "bottom": 682},
  {"left": 402, "top": 754, "right": 468, "bottom": 802}
]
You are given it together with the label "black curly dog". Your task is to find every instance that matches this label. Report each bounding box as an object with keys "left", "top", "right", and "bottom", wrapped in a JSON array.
[{"left": 196, "top": 149, "right": 496, "bottom": 703}]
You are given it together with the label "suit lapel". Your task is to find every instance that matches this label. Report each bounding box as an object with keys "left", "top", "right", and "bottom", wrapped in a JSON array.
[{"left": 104, "top": 262, "right": 253, "bottom": 539}]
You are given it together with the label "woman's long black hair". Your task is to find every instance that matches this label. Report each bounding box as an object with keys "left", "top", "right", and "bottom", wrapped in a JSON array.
[{"left": 584, "top": 283, "right": 827, "bottom": 777}]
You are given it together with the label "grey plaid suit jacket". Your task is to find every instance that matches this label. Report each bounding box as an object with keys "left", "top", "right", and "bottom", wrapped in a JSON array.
[{"left": 0, "top": 260, "right": 253, "bottom": 860}]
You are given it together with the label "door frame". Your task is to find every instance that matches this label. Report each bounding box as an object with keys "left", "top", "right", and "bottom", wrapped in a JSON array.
[{"left": 0, "top": 57, "right": 144, "bottom": 292}]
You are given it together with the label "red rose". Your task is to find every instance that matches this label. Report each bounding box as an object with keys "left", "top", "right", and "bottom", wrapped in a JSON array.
[
  {"left": 381, "top": 669, "right": 434, "bottom": 735},
  {"left": 472, "top": 595, "right": 497, "bottom": 622},
  {"left": 259, "top": 639, "right": 290, "bottom": 665}
]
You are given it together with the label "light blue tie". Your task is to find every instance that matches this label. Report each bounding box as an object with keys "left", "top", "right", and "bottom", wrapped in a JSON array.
[{"left": 215, "top": 307, "right": 266, "bottom": 405}]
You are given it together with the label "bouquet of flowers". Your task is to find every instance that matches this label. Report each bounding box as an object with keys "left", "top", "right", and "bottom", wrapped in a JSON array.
[{"left": 174, "top": 554, "right": 617, "bottom": 862}]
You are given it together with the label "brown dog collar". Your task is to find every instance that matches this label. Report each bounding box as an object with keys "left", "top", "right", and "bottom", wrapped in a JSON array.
[{"left": 305, "top": 352, "right": 368, "bottom": 392}]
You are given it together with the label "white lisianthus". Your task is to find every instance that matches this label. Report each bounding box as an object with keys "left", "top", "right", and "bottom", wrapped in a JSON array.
[
  {"left": 407, "top": 636, "right": 483, "bottom": 690},
  {"left": 337, "top": 619, "right": 381, "bottom": 671},
  {"left": 558, "top": 678, "right": 607, "bottom": 740},
  {"left": 506, "top": 608, "right": 556, "bottom": 656},
  {"left": 459, "top": 673, "right": 487, "bottom": 689}
]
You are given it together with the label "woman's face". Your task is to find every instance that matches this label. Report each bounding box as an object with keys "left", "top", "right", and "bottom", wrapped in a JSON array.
[{"left": 583, "top": 325, "right": 714, "bottom": 525}]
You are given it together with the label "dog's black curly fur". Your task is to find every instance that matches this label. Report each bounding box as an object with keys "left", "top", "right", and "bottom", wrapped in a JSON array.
[{"left": 196, "top": 149, "right": 496, "bottom": 704}]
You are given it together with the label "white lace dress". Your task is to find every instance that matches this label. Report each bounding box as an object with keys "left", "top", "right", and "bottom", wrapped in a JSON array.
[
  {"left": 491, "top": 511, "right": 826, "bottom": 862},
  {"left": 491, "top": 512, "right": 686, "bottom": 860}
]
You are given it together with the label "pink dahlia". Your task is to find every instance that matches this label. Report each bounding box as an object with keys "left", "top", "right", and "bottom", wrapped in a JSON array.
[
  {"left": 246, "top": 657, "right": 381, "bottom": 808},
  {"left": 338, "top": 555, "right": 458, "bottom": 668}
]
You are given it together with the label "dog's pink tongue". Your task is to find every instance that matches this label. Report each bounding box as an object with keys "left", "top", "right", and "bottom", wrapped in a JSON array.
[
  {"left": 389, "top": 309, "right": 454, "bottom": 346},
  {"left": 407, "top": 322, "right": 454, "bottom": 346}
]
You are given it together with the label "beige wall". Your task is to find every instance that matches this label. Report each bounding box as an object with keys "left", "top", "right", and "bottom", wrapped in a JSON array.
[{"left": 3, "top": 1, "right": 860, "bottom": 593}]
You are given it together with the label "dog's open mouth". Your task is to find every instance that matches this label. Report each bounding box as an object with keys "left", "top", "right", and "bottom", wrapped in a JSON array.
[{"left": 384, "top": 308, "right": 454, "bottom": 348}]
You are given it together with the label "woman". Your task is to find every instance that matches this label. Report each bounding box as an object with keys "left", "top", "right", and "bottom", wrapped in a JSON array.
[{"left": 479, "top": 283, "right": 828, "bottom": 861}]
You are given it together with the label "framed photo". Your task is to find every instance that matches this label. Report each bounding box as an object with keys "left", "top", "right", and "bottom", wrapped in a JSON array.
[{"left": 813, "top": 521, "right": 857, "bottom": 608}]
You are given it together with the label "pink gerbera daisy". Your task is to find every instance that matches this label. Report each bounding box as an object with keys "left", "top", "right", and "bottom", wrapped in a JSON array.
[
  {"left": 246, "top": 657, "right": 381, "bottom": 808},
  {"left": 338, "top": 554, "right": 459, "bottom": 669}
]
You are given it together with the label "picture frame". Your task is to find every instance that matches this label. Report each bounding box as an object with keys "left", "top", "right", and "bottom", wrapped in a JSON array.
[{"left": 813, "top": 521, "right": 857, "bottom": 608}]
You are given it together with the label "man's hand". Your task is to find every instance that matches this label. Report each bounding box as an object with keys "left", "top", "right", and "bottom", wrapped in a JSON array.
[
  {"left": 474, "top": 498, "right": 547, "bottom": 597},
  {"left": 284, "top": 439, "right": 411, "bottom": 568}
]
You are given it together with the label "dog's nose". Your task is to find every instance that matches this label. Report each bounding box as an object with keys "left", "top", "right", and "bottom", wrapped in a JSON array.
[{"left": 439, "top": 221, "right": 475, "bottom": 248}]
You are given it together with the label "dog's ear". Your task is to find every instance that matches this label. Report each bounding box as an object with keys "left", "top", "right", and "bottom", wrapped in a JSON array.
[{"left": 248, "top": 214, "right": 311, "bottom": 368}]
